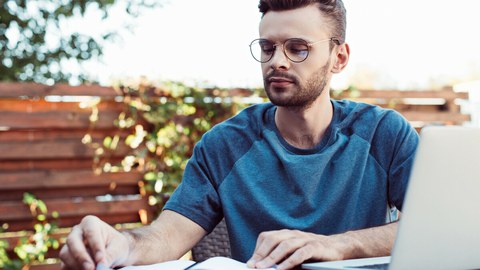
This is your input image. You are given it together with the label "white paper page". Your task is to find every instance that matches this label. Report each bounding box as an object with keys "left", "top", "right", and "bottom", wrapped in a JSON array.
[
  {"left": 192, "top": 257, "right": 276, "bottom": 270},
  {"left": 119, "top": 260, "right": 195, "bottom": 270}
]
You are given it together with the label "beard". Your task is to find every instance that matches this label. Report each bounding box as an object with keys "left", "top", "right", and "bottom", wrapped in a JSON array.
[{"left": 263, "top": 59, "right": 331, "bottom": 110}]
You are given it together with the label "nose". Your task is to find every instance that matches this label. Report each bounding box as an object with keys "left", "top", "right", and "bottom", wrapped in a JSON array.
[{"left": 268, "top": 45, "right": 290, "bottom": 70}]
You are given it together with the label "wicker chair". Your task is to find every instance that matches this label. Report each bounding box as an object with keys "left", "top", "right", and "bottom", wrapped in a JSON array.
[{"left": 191, "top": 219, "right": 231, "bottom": 261}]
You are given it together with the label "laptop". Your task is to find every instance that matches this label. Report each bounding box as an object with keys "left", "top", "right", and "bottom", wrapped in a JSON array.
[{"left": 302, "top": 126, "right": 480, "bottom": 270}]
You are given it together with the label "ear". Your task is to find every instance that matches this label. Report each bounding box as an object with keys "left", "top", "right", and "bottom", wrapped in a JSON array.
[{"left": 331, "top": 43, "right": 350, "bottom": 73}]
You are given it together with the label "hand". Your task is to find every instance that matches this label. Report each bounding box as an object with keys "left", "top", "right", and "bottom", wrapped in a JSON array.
[
  {"left": 246, "top": 229, "right": 355, "bottom": 270},
  {"left": 59, "top": 215, "right": 131, "bottom": 270}
]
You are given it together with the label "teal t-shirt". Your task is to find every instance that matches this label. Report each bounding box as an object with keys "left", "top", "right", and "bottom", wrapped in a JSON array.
[{"left": 164, "top": 100, "right": 419, "bottom": 262}]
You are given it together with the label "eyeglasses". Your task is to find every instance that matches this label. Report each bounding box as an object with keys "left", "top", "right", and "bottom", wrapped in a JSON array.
[{"left": 249, "top": 37, "right": 339, "bottom": 63}]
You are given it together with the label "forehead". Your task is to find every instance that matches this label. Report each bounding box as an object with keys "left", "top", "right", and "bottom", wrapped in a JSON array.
[{"left": 259, "top": 4, "right": 330, "bottom": 40}]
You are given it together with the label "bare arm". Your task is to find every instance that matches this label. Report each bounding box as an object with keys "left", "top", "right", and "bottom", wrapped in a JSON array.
[
  {"left": 247, "top": 222, "right": 398, "bottom": 270},
  {"left": 60, "top": 210, "right": 206, "bottom": 270},
  {"left": 122, "top": 210, "right": 207, "bottom": 265}
]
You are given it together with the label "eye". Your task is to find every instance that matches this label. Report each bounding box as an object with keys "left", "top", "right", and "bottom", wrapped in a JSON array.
[
  {"left": 286, "top": 41, "right": 309, "bottom": 57},
  {"left": 259, "top": 41, "right": 275, "bottom": 55}
]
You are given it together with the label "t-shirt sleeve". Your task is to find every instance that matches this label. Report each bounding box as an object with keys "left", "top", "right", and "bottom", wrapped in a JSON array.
[
  {"left": 163, "top": 138, "right": 223, "bottom": 233},
  {"left": 375, "top": 110, "right": 420, "bottom": 211},
  {"left": 162, "top": 104, "right": 266, "bottom": 233}
]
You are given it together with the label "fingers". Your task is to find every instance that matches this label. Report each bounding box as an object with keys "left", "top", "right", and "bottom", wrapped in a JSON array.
[
  {"left": 59, "top": 244, "right": 92, "bottom": 270},
  {"left": 256, "top": 237, "right": 307, "bottom": 269},
  {"left": 81, "top": 216, "right": 107, "bottom": 264},
  {"left": 276, "top": 243, "right": 315, "bottom": 270},
  {"left": 60, "top": 215, "right": 113, "bottom": 270},
  {"left": 247, "top": 230, "right": 280, "bottom": 267},
  {"left": 276, "top": 237, "right": 345, "bottom": 270},
  {"left": 247, "top": 229, "right": 302, "bottom": 268},
  {"left": 247, "top": 230, "right": 341, "bottom": 270},
  {"left": 61, "top": 224, "right": 96, "bottom": 270}
]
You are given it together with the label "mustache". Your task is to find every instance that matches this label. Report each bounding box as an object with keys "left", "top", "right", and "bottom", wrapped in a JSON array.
[{"left": 264, "top": 71, "right": 299, "bottom": 85}]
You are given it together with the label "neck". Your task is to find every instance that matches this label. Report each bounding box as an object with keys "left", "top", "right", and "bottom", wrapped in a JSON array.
[{"left": 275, "top": 93, "right": 333, "bottom": 149}]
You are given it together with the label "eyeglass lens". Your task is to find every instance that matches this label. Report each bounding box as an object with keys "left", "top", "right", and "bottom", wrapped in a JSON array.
[{"left": 250, "top": 39, "right": 310, "bottom": 63}]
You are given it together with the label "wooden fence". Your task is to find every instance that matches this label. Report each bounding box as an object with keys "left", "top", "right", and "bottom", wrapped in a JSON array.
[
  {"left": 0, "top": 82, "right": 153, "bottom": 269},
  {"left": 332, "top": 86, "right": 470, "bottom": 131},
  {"left": 0, "top": 82, "right": 470, "bottom": 269}
]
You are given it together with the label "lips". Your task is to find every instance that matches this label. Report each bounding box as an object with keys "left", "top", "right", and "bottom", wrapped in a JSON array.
[
  {"left": 268, "top": 76, "right": 295, "bottom": 88},
  {"left": 269, "top": 76, "right": 293, "bottom": 83}
]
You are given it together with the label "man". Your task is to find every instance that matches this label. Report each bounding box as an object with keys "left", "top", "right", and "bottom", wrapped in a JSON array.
[{"left": 60, "top": 1, "right": 419, "bottom": 269}]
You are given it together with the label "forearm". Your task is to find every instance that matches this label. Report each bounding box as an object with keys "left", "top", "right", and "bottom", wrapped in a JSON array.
[
  {"left": 333, "top": 221, "right": 398, "bottom": 260},
  {"left": 121, "top": 210, "right": 206, "bottom": 266},
  {"left": 121, "top": 224, "right": 176, "bottom": 265}
]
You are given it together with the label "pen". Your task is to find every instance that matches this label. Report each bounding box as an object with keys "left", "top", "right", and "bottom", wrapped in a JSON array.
[{"left": 183, "top": 261, "right": 200, "bottom": 270}]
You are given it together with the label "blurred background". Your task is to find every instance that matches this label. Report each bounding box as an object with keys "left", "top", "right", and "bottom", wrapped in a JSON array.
[
  {"left": 2, "top": 0, "right": 480, "bottom": 90},
  {"left": 1, "top": 1, "right": 480, "bottom": 268}
]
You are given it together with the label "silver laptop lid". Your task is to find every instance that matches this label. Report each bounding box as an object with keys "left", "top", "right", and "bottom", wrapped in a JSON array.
[
  {"left": 390, "top": 126, "right": 480, "bottom": 270},
  {"left": 302, "top": 126, "right": 480, "bottom": 270}
]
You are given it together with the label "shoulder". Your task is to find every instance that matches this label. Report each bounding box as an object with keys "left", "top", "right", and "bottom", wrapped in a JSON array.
[
  {"left": 194, "top": 102, "right": 273, "bottom": 159},
  {"left": 202, "top": 103, "right": 273, "bottom": 143},
  {"left": 334, "top": 99, "right": 392, "bottom": 122},
  {"left": 332, "top": 99, "right": 419, "bottom": 166},
  {"left": 332, "top": 99, "right": 414, "bottom": 139}
]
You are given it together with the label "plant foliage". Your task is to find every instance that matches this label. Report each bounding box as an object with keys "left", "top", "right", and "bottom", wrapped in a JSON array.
[
  {"left": 0, "top": 0, "right": 161, "bottom": 84},
  {"left": 0, "top": 193, "right": 59, "bottom": 269},
  {"left": 84, "top": 80, "right": 266, "bottom": 213}
]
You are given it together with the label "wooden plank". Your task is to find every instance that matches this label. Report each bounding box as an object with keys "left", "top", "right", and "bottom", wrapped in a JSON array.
[
  {"left": 0, "top": 99, "right": 128, "bottom": 130},
  {"left": 336, "top": 89, "right": 469, "bottom": 100},
  {"left": 7, "top": 105, "right": 463, "bottom": 134},
  {"left": 0, "top": 158, "right": 124, "bottom": 170},
  {"left": 0, "top": 129, "right": 130, "bottom": 142},
  {"left": 0, "top": 186, "right": 142, "bottom": 202},
  {"left": 3, "top": 213, "right": 148, "bottom": 232},
  {"left": 346, "top": 98, "right": 447, "bottom": 106},
  {"left": 29, "top": 263, "right": 61, "bottom": 270},
  {"left": 0, "top": 82, "right": 259, "bottom": 100},
  {"left": 0, "top": 111, "right": 120, "bottom": 130},
  {"left": 0, "top": 139, "right": 93, "bottom": 159},
  {"left": 0, "top": 99, "right": 124, "bottom": 113},
  {"left": 0, "top": 136, "right": 131, "bottom": 160},
  {"left": 0, "top": 197, "right": 150, "bottom": 222},
  {"left": 0, "top": 170, "right": 143, "bottom": 189},
  {"left": 0, "top": 83, "right": 469, "bottom": 101},
  {"left": 390, "top": 104, "right": 443, "bottom": 112},
  {"left": 0, "top": 82, "right": 118, "bottom": 98},
  {"left": 364, "top": 102, "right": 444, "bottom": 112},
  {"left": 398, "top": 111, "right": 470, "bottom": 123}
]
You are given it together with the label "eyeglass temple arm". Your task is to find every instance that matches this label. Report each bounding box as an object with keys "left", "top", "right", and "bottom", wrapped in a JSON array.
[{"left": 309, "top": 37, "right": 341, "bottom": 46}]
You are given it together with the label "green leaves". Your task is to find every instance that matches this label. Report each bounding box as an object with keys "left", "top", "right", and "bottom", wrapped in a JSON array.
[
  {"left": 22, "top": 192, "right": 48, "bottom": 220},
  {"left": 0, "top": 0, "right": 163, "bottom": 84},
  {"left": 144, "top": 171, "right": 158, "bottom": 181},
  {"left": 86, "top": 81, "right": 264, "bottom": 211},
  {"left": 0, "top": 193, "right": 61, "bottom": 269},
  {"left": 103, "top": 135, "right": 120, "bottom": 150}
]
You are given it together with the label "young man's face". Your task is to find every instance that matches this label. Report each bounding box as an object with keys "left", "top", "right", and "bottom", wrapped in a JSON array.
[{"left": 258, "top": 4, "right": 341, "bottom": 108}]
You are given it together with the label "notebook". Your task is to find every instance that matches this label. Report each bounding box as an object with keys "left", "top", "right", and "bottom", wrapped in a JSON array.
[
  {"left": 302, "top": 126, "right": 480, "bottom": 270},
  {"left": 109, "top": 256, "right": 276, "bottom": 270}
]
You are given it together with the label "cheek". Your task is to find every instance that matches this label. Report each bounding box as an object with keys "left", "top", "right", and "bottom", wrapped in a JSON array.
[
  {"left": 293, "top": 66, "right": 311, "bottom": 82},
  {"left": 302, "top": 61, "right": 332, "bottom": 80},
  {"left": 260, "top": 64, "right": 271, "bottom": 78},
  {"left": 261, "top": 63, "right": 269, "bottom": 73}
]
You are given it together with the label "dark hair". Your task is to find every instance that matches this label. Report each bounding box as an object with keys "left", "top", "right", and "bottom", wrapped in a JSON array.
[{"left": 258, "top": 0, "right": 346, "bottom": 44}]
